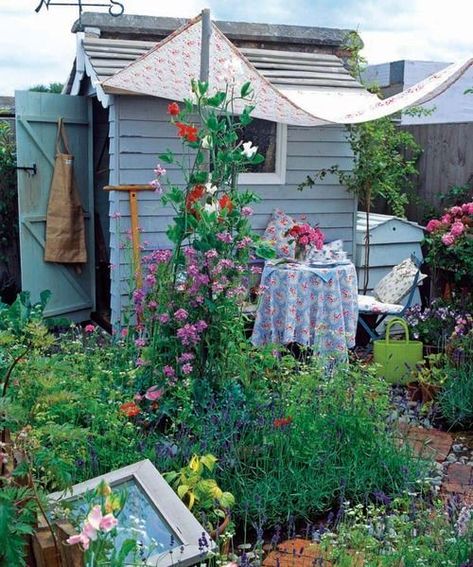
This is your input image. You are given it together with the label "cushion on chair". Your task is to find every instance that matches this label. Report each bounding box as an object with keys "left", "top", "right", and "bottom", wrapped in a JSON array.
[
  {"left": 308, "top": 239, "right": 347, "bottom": 263},
  {"left": 373, "top": 258, "right": 425, "bottom": 304},
  {"left": 358, "top": 294, "right": 404, "bottom": 314},
  {"left": 262, "top": 209, "right": 296, "bottom": 258}
]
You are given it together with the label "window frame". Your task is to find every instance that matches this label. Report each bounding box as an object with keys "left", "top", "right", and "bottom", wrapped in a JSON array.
[{"left": 239, "top": 122, "right": 287, "bottom": 185}]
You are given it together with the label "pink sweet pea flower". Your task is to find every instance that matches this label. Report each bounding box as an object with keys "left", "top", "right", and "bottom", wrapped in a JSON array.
[
  {"left": 145, "top": 386, "right": 163, "bottom": 401},
  {"left": 87, "top": 506, "right": 103, "bottom": 531},
  {"left": 66, "top": 533, "right": 91, "bottom": 550},
  {"left": 100, "top": 513, "right": 118, "bottom": 532}
]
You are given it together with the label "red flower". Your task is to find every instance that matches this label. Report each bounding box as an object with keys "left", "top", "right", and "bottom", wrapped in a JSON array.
[
  {"left": 218, "top": 194, "right": 233, "bottom": 213},
  {"left": 274, "top": 416, "right": 292, "bottom": 428},
  {"left": 167, "top": 102, "right": 180, "bottom": 116},
  {"left": 288, "top": 226, "right": 301, "bottom": 237},
  {"left": 120, "top": 402, "right": 141, "bottom": 418},
  {"left": 186, "top": 185, "right": 205, "bottom": 211},
  {"left": 175, "top": 122, "right": 199, "bottom": 143}
]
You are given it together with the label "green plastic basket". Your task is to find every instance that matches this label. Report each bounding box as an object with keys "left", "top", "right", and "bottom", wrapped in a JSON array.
[{"left": 373, "top": 318, "right": 424, "bottom": 384}]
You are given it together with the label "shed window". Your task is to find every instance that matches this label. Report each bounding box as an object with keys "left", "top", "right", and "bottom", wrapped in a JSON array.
[{"left": 239, "top": 120, "right": 287, "bottom": 185}]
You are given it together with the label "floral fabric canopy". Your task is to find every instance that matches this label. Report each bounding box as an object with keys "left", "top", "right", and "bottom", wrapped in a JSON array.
[{"left": 102, "top": 16, "right": 473, "bottom": 126}]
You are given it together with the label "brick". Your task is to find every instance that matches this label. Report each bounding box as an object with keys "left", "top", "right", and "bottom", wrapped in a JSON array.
[{"left": 397, "top": 425, "right": 453, "bottom": 462}]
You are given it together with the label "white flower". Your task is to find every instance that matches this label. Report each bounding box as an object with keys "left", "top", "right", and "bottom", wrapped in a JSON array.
[
  {"left": 205, "top": 182, "right": 218, "bottom": 196},
  {"left": 202, "top": 135, "right": 212, "bottom": 149},
  {"left": 242, "top": 141, "right": 258, "bottom": 159},
  {"left": 204, "top": 202, "right": 219, "bottom": 214}
]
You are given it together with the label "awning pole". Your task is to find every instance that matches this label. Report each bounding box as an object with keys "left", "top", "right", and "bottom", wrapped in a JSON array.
[{"left": 200, "top": 8, "right": 211, "bottom": 83}]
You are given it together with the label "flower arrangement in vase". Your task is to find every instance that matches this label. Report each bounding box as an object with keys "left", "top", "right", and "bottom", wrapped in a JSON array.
[{"left": 286, "top": 222, "right": 325, "bottom": 261}]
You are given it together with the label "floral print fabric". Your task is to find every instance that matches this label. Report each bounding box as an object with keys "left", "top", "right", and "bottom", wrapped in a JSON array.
[
  {"left": 358, "top": 294, "right": 404, "bottom": 315},
  {"left": 262, "top": 209, "right": 296, "bottom": 259},
  {"left": 251, "top": 262, "right": 358, "bottom": 358},
  {"left": 373, "top": 258, "right": 424, "bottom": 305}
]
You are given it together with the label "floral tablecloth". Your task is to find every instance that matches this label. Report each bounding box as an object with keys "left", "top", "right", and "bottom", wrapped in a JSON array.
[{"left": 251, "top": 261, "right": 359, "bottom": 358}]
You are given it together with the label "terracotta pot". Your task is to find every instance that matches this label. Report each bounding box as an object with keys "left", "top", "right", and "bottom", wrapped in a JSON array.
[{"left": 210, "top": 512, "right": 230, "bottom": 541}]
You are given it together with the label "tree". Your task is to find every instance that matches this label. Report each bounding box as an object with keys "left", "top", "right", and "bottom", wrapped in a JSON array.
[
  {"left": 298, "top": 32, "right": 421, "bottom": 293},
  {"left": 29, "top": 82, "right": 64, "bottom": 94}
]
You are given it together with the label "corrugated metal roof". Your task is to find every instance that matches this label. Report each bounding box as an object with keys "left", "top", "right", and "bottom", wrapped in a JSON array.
[
  {"left": 356, "top": 211, "right": 425, "bottom": 231},
  {"left": 82, "top": 36, "right": 364, "bottom": 90}
]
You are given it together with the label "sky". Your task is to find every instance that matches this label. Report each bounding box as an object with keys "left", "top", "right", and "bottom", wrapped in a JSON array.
[{"left": 0, "top": 0, "right": 472, "bottom": 95}]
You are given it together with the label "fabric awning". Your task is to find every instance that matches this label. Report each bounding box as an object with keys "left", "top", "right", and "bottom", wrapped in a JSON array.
[{"left": 102, "top": 16, "right": 473, "bottom": 126}]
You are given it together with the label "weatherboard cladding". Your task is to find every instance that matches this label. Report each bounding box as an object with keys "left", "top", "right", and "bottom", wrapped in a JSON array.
[{"left": 108, "top": 96, "right": 356, "bottom": 320}]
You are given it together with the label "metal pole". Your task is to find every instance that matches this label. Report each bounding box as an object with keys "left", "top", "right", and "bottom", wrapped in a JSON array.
[{"left": 200, "top": 8, "right": 211, "bottom": 83}]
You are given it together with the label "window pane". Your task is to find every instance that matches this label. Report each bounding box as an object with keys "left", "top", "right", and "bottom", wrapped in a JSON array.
[{"left": 241, "top": 118, "right": 277, "bottom": 173}]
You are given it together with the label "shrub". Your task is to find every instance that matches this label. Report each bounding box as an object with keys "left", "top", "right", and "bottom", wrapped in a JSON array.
[{"left": 438, "top": 362, "right": 473, "bottom": 429}]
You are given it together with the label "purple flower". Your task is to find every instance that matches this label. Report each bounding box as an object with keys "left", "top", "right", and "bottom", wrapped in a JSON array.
[
  {"left": 205, "top": 249, "right": 219, "bottom": 260},
  {"left": 237, "top": 236, "right": 252, "bottom": 249},
  {"left": 178, "top": 352, "right": 195, "bottom": 363},
  {"left": 154, "top": 164, "right": 167, "bottom": 177},
  {"left": 135, "top": 338, "right": 147, "bottom": 347},
  {"left": 216, "top": 231, "right": 233, "bottom": 244},
  {"left": 163, "top": 365, "right": 175, "bottom": 377},
  {"left": 174, "top": 308, "right": 189, "bottom": 322},
  {"left": 181, "top": 363, "right": 193, "bottom": 375},
  {"left": 176, "top": 324, "right": 200, "bottom": 346},
  {"left": 159, "top": 313, "right": 170, "bottom": 324},
  {"left": 195, "top": 320, "right": 208, "bottom": 332}
]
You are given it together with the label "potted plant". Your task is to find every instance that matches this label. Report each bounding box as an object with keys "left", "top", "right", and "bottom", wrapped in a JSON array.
[
  {"left": 285, "top": 222, "right": 324, "bottom": 262},
  {"left": 413, "top": 353, "right": 448, "bottom": 403}
]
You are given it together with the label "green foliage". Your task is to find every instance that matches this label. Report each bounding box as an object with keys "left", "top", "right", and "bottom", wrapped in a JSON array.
[
  {"left": 29, "top": 82, "right": 64, "bottom": 93},
  {"left": 322, "top": 498, "right": 473, "bottom": 566},
  {"left": 164, "top": 453, "right": 234, "bottom": 529},
  {"left": 0, "top": 121, "right": 17, "bottom": 263},
  {"left": 0, "top": 486, "right": 37, "bottom": 567},
  {"left": 438, "top": 362, "right": 473, "bottom": 428}
]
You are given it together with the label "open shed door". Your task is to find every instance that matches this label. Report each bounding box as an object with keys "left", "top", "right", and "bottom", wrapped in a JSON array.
[{"left": 15, "top": 91, "right": 95, "bottom": 321}]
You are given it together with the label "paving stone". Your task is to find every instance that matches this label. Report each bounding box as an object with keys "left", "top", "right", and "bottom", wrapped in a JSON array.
[
  {"left": 263, "top": 538, "right": 364, "bottom": 567},
  {"left": 397, "top": 424, "right": 453, "bottom": 462}
]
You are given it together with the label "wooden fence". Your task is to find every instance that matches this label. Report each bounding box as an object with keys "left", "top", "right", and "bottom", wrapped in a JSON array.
[{"left": 401, "top": 122, "right": 473, "bottom": 222}]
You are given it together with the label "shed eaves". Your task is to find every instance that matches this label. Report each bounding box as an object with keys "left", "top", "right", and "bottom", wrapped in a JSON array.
[{"left": 82, "top": 36, "right": 364, "bottom": 91}]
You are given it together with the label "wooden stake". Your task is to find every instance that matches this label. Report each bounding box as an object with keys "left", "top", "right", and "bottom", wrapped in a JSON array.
[{"left": 104, "top": 184, "right": 154, "bottom": 290}]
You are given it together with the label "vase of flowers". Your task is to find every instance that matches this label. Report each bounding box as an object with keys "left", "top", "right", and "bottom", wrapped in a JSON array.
[{"left": 286, "top": 222, "right": 324, "bottom": 262}]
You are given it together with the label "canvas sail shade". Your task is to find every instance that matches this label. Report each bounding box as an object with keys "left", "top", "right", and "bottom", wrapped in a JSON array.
[{"left": 102, "top": 16, "right": 473, "bottom": 126}]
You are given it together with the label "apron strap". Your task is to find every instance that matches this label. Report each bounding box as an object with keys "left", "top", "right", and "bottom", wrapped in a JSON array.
[{"left": 55, "top": 118, "right": 72, "bottom": 155}]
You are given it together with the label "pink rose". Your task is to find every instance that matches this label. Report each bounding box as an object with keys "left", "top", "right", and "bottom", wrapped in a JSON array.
[
  {"left": 450, "top": 221, "right": 465, "bottom": 237},
  {"left": 426, "top": 219, "right": 442, "bottom": 233},
  {"left": 441, "top": 232, "right": 456, "bottom": 246},
  {"left": 299, "top": 236, "right": 309, "bottom": 246},
  {"left": 450, "top": 206, "right": 463, "bottom": 217},
  {"left": 441, "top": 213, "right": 452, "bottom": 225},
  {"left": 84, "top": 324, "right": 95, "bottom": 333}
]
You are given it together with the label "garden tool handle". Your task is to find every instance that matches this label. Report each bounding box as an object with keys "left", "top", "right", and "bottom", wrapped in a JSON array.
[{"left": 385, "top": 318, "right": 410, "bottom": 344}]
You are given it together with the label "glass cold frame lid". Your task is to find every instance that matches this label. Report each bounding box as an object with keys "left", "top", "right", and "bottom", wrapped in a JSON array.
[{"left": 69, "top": 479, "right": 182, "bottom": 556}]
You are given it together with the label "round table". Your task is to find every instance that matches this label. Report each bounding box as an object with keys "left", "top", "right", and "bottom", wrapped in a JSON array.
[{"left": 251, "top": 261, "right": 359, "bottom": 358}]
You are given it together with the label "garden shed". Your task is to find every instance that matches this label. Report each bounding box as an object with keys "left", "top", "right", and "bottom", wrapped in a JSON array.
[
  {"left": 14, "top": 12, "right": 472, "bottom": 326},
  {"left": 17, "top": 13, "right": 367, "bottom": 325},
  {"left": 355, "top": 212, "right": 425, "bottom": 303}
]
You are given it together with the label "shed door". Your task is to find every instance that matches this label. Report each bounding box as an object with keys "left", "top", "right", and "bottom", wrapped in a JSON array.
[{"left": 15, "top": 91, "right": 95, "bottom": 321}]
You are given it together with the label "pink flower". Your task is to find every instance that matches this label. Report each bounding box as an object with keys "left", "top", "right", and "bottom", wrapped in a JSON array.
[
  {"left": 87, "top": 506, "right": 102, "bottom": 531},
  {"left": 135, "top": 338, "right": 147, "bottom": 347},
  {"left": 251, "top": 265, "right": 263, "bottom": 274},
  {"left": 136, "top": 357, "right": 146, "bottom": 367},
  {"left": 450, "top": 221, "right": 465, "bottom": 237},
  {"left": 178, "top": 352, "right": 195, "bottom": 363},
  {"left": 461, "top": 202, "right": 473, "bottom": 215},
  {"left": 99, "top": 513, "right": 118, "bottom": 533},
  {"left": 441, "top": 232, "right": 456, "bottom": 246},
  {"left": 216, "top": 231, "right": 233, "bottom": 243},
  {"left": 134, "top": 393, "right": 143, "bottom": 402},
  {"left": 66, "top": 533, "right": 91, "bottom": 550},
  {"left": 145, "top": 386, "right": 163, "bottom": 401},
  {"left": 195, "top": 320, "right": 208, "bottom": 332},
  {"left": 236, "top": 236, "right": 252, "bottom": 249},
  {"left": 163, "top": 365, "right": 175, "bottom": 377},
  {"left": 159, "top": 313, "right": 170, "bottom": 324},
  {"left": 174, "top": 308, "right": 189, "bottom": 321},
  {"left": 241, "top": 206, "right": 254, "bottom": 217},
  {"left": 205, "top": 249, "right": 219, "bottom": 260},
  {"left": 181, "top": 363, "right": 193, "bottom": 375},
  {"left": 426, "top": 219, "right": 442, "bottom": 233},
  {"left": 120, "top": 328, "right": 128, "bottom": 338},
  {"left": 148, "top": 300, "right": 157, "bottom": 310},
  {"left": 441, "top": 213, "right": 452, "bottom": 225},
  {"left": 450, "top": 206, "right": 463, "bottom": 217},
  {"left": 299, "top": 235, "right": 309, "bottom": 246},
  {"left": 84, "top": 324, "right": 95, "bottom": 333}
]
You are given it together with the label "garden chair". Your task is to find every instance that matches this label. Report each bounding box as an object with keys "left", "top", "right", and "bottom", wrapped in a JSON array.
[{"left": 357, "top": 255, "right": 425, "bottom": 341}]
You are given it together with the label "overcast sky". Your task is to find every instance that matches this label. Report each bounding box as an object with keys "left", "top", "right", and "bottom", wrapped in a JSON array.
[{"left": 1, "top": 0, "right": 472, "bottom": 95}]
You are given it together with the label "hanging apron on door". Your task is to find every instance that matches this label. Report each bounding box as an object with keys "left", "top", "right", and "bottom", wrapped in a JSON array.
[{"left": 44, "top": 118, "right": 87, "bottom": 264}]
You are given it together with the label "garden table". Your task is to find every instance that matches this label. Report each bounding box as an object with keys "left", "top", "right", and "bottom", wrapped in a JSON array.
[{"left": 251, "top": 260, "right": 358, "bottom": 359}]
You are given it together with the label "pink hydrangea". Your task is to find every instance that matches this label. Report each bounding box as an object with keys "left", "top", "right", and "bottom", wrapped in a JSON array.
[
  {"left": 450, "top": 221, "right": 465, "bottom": 237},
  {"left": 441, "top": 232, "right": 456, "bottom": 246},
  {"left": 426, "top": 219, "right": 442, "bottom": 233}
]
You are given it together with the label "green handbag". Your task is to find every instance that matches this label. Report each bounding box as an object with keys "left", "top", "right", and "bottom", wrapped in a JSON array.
[{"left": 373, "top": 317, "right": 423, "bottom": 384}]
